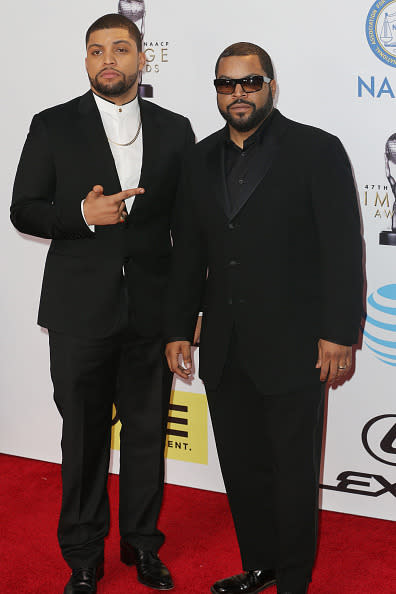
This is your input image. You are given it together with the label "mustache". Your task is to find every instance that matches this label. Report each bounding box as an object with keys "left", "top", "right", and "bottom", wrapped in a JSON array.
[
  {"left": 97, "top": 67, "right": 124, "bottom": 76},
  {"left": 227, "top": 98, "right": 256, "bottom": 110}
]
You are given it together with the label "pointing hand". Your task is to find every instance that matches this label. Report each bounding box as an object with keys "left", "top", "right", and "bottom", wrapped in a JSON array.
[{"left": 83, "top": 185, "right": 145, "bottom": 226}]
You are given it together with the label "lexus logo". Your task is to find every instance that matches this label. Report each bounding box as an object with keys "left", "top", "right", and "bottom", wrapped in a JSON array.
[{"left": 362, "top": 415, "right": 396, "bottom": 467}]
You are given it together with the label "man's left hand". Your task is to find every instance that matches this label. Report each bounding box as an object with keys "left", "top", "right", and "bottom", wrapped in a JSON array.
[{"left": 316, "top": 339, "right": 352, "bottom": 383}]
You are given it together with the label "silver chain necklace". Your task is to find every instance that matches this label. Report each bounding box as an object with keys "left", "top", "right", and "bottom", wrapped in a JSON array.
[{"left": 107, "top": 119, "right": 142, "bottom": 147}]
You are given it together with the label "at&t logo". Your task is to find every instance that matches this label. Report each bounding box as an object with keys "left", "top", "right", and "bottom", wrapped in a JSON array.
[{"left": 364, "top": 284, "right": 396, "bottom": 366}]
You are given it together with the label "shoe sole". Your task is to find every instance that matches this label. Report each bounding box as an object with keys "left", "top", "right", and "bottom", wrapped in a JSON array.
[
  {"left": 210, "top": 579, "right": 276, "bottom": 594},
  {"left": 137, "top": 576, "right": 174, "bottom": 590}
]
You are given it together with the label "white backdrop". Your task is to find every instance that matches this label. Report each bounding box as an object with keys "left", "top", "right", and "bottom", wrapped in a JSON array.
[{"left": 1, "top": 0, "right": 395, "bottom": 521}]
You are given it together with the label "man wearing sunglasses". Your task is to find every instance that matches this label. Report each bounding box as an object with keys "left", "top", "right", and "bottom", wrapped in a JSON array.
[{"left": 165, "top": 42, "right": 363, "bottom": 594}]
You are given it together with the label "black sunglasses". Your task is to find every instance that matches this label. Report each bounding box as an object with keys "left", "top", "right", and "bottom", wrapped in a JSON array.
[{"left": 213, "top": 75, "right": 272, "bottom": 94}]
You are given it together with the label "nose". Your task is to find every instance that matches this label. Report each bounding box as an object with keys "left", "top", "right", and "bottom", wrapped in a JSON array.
[
  {"left": 232, "top": 83, "right": 247, "bottom": 98},
  {"left": 103, "top": 49, "right": 116, "bottom": 65}
]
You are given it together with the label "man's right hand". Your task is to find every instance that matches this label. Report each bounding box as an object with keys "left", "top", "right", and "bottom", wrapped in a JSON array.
[
  {"left": 83, "top": 185, "right": 145, "bottom": 226},
  {"left": 165, "top": 341, "right": 192, "bottom": 379}
]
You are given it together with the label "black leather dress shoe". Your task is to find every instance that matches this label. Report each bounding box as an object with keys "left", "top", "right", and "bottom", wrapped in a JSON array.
[
  {"left": 120, "top": 540, "right": 174, "bottom": 590},
  {"left": 211, "top": 569, "right": 276, "bottom": 593},
  {"left": 63, "top": 562, "right": 104, "bottom": 593}
]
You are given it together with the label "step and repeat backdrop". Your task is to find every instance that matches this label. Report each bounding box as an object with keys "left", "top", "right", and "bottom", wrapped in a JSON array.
[{"left": 1, "top": 0, "right": 395, "bottom": 521}]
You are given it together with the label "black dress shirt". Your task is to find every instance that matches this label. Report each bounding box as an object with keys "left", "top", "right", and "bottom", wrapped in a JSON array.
[
  {"left": 167, "top": 110, "right": 277, "bottom": 344},
  {"left": 224, "top": 109, "right": 276, "bottom": 213}
]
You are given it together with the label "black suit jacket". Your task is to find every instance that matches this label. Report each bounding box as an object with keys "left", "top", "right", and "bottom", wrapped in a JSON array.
[
  {"left": 165, "top": 110, "right": 363, "bottom": 393},
  {"left": 11, "top": 91, "right": 194, "bottom": 338}
]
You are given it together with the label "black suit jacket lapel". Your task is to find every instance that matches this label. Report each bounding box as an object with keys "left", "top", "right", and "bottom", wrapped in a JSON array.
[
  {"left": 207, "top": 129, "right": 231, "bottom": 219},
  {"left": 127, "top": 97, "right": 160, "bottom": 216},
  {"left": 229, "top": 110, "right": 288, "bottom": 221},
  {"left": 77, "top": 91, "right": 121, "bottom": 194}
]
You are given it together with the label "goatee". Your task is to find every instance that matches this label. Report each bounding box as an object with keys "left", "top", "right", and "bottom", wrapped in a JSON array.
[
  {"left": 90, "top": 70, "right": 138, "bottom": 98},
  {"left": 218, "top": 93, "right": 273, "bottom": 133}
]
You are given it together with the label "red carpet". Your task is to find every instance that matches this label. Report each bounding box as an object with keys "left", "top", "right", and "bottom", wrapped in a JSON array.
[{"left": 0, "top": 454, "right": 395, "bottom": 593}]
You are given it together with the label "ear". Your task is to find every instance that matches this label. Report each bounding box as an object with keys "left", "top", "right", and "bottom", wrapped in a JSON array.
[
  {"left": 270, "top": 78, "right": 277, "bottom": 96},
  {"left": 138, "top": 51, "right": 146, "bottom": 72}
]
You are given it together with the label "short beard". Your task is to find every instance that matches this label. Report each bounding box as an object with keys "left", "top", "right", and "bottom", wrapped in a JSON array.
[
  {"left": 89, "top": 69, "right": 138, "bottom": 98},
  {"left": 218, "top": 92, "right": 273, "bottom": 132}
]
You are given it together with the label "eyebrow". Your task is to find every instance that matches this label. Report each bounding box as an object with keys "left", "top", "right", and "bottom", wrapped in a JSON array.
[{"left": 87, "top": 39, "right": 133, "bottom": 50}]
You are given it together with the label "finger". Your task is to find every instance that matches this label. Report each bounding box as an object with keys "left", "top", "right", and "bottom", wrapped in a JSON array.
[
  {"left": 165, "top": 344, "right": 187, "bottom": 376},
  {"left": 181, "top": 344, "right": 192, "bottom": 371},
  {"left": 327, "top": 358, "right": 339, "bottom": 383},
  {"left": 336, "top": 360, "right": 350, "bottom": 376},
  {"left": 118, "top": 201, "right": 126, "bottom": 215},
  {"left": 111, "top": 188, "right": 145, "bottom": 203},
  {"left": 315, "top": 341, "right": 322, "bottom": 369},
  {"left": 92, "top": 185, "right": 104, "bottom": 195},
  {"left": 177, "top": 361, "right": 191, "bottom": 378},
  {"left": 175, "top": 366, "right": 191, "bottom": 380},
  {"left": 320, "top": 358, "right": 330, "bottom": 382}
]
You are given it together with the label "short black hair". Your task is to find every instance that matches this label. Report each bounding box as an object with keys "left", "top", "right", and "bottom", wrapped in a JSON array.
[
  {"left": 85, "top": 13, "right": 142, "bottom": 52},
  {"left": 215, "top": 42, "right": 274, "bottom": 79}
]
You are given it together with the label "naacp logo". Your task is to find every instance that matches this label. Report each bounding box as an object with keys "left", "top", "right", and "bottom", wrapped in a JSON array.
[
  {"left": 366, "top": 0, "right": 396, "bottom": 67},
  {"left": 364, "top": 284, "right": 396, "bottom": 365},
  {"left": 362, "top": 415, "right": 396, "bottom": 466}
]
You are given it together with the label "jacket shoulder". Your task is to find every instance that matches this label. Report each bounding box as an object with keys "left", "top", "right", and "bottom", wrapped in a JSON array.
[
  {"left": 282, "top": 115, "right": 342, "bottom": 147},
  {"left": 35, "top": 94, "right": 82, "bottom": 123},
  {"left": 140, "top": 98, "right": 190, "bottom": 126},
  {"left": 192, "top": 128, "right": 225, "bottom": 156}
]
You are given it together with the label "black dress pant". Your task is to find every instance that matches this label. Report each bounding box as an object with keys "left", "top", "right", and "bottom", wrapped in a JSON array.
[
  {"left": 206, "top": 334, "right": 324, "bottom": 593},
  {"left": 49, "top": 325, "right": 173, "bottom": 568}
]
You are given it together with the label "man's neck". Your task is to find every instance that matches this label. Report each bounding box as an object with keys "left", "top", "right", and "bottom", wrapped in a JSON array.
[{"left": 91, "top": 85, "right": 138, "bottom": 106}]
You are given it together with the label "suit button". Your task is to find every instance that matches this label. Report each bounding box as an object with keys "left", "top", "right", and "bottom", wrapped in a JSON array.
[
  {"left": 229, "top": 260, "right": 239, "bottom": 267},
  {"left": 228, "top": 298, "right": 233, "bottom": 305},
  {"left": 238, "top": 178, "right": 244, "bottom": 185},
  {"left": 239, "top": 298, "right": 246, "bottom": 304},
  {"left": 228, "top": 222, "right": 235, "bottom": 230}
]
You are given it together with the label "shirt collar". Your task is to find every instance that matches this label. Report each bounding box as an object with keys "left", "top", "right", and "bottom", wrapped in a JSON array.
[
  {"left": 225, "top": 108, "right": 277, "bottom": 150},
  {"left": 92, "top": 90, "right": 140, "bottom": 119}
]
